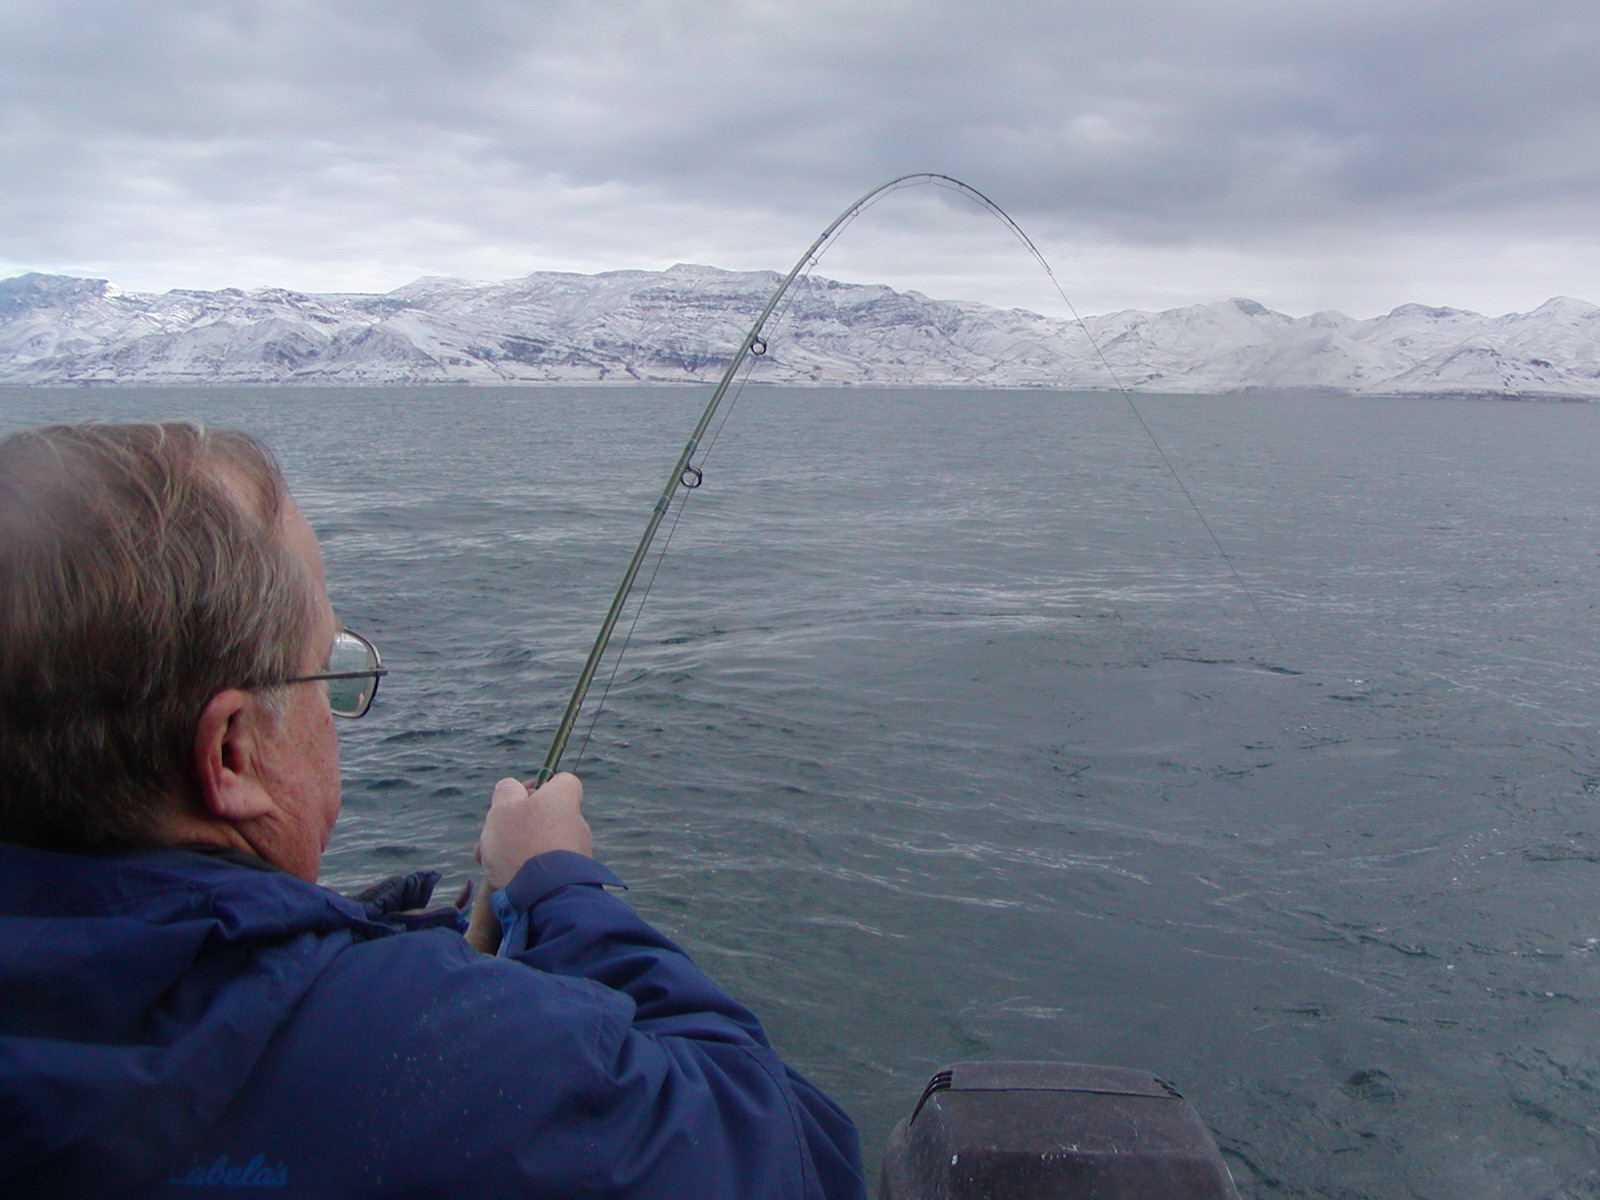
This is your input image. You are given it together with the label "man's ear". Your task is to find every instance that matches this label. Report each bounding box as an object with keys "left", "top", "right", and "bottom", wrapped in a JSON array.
[{"left": 192, "top": 689, "right": 276, "bottom": 822}]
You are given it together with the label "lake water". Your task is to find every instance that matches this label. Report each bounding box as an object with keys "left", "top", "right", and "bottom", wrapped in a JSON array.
[{"left": 4, "top": 384, "right": 1600, "bottom": 1199}]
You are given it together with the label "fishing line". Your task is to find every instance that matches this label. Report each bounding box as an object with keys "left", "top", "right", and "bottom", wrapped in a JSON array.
[
  {"left": 567, "top": 275, "right": 787, "bottom": 770},
  {"left": 570, "top": 476, "right": 700, "bottom": 771},
  {"left": 536, "top": 173, "right": 1279, "bottom": 784},
  {"left": 938, "top": 192, "right": 1284, "bottom": 653}
]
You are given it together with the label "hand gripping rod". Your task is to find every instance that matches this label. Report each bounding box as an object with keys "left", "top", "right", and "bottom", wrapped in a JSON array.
[{"left": 534, "top": 174, "right": 1034, "bottom": 784}]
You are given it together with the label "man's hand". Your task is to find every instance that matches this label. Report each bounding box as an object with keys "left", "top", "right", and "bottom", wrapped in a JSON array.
[{"left": 475, "top": 773, "right": 591, "bottom": 890}]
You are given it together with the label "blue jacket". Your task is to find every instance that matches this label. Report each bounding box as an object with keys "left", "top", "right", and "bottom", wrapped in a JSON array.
[{"left": 0, "top": 841, "right": 866, "bottom": 1199}]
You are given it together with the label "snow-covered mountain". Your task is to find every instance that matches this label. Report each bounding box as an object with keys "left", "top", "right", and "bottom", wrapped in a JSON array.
[{"left": 2, "top": 266, "right": 1597, "bottom": 397}]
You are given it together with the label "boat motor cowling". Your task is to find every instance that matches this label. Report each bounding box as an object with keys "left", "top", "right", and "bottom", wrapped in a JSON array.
[{"left": 879, "top": 1061, "right": 1240, "bottom": 1200}]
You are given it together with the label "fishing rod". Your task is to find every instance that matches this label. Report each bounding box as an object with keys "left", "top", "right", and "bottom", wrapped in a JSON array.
[
  {"left": 533, "top": 172, "right": 1276, "bottom": 785},
  {"left": 533, "top": 174, "right": 955, "bottom": 782}
]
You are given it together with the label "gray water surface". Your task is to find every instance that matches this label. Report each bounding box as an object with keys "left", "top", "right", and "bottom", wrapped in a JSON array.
[{"left": 5, "top": 385, "right": 1600, "bottom": 1199}]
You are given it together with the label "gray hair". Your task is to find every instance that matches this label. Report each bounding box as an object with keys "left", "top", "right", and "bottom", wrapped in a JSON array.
[{"left": 0, "top": 422, "right": 316, "bottom": 851}]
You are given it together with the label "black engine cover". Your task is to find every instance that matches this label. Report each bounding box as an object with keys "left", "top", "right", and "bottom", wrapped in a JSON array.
[{"left": 879, "top": 1062, "right": 1239, "bottom": 1200}]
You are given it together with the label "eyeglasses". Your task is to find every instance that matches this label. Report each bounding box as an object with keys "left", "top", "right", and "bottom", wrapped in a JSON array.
[{"left": 283, "top": 629, "right": 387, "bottom": 719}]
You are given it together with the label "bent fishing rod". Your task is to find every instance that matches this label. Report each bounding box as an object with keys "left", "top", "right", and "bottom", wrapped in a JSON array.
[
  {"left": 533, "top": 173, "right": 1277, "bottom": 785},
  {"left": 532, "top": 175, "right": 982, "bottom": 783}
]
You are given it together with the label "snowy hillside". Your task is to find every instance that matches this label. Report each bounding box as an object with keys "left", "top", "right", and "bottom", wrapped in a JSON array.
[{"left": 1, "top": 267, "right": 1596, "bottom": 397}]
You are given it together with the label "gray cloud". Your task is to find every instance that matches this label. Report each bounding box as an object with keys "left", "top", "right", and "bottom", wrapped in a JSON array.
[{"left": 3, "top": 0, "right": 1597, "bottom": 315}]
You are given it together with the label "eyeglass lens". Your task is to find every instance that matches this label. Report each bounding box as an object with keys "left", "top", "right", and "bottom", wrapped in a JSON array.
[{"left": 325, "top": 631, "right": 381, "bottom": 718}]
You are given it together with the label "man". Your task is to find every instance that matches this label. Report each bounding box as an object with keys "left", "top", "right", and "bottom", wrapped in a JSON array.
[{"left": 0, "top": 422, "right": 866, "bottom": 1199}]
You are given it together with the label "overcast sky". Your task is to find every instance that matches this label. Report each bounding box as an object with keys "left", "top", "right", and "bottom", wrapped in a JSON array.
[{"left": 3, "top": 0, "right": 1597, "bottom": 317}]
